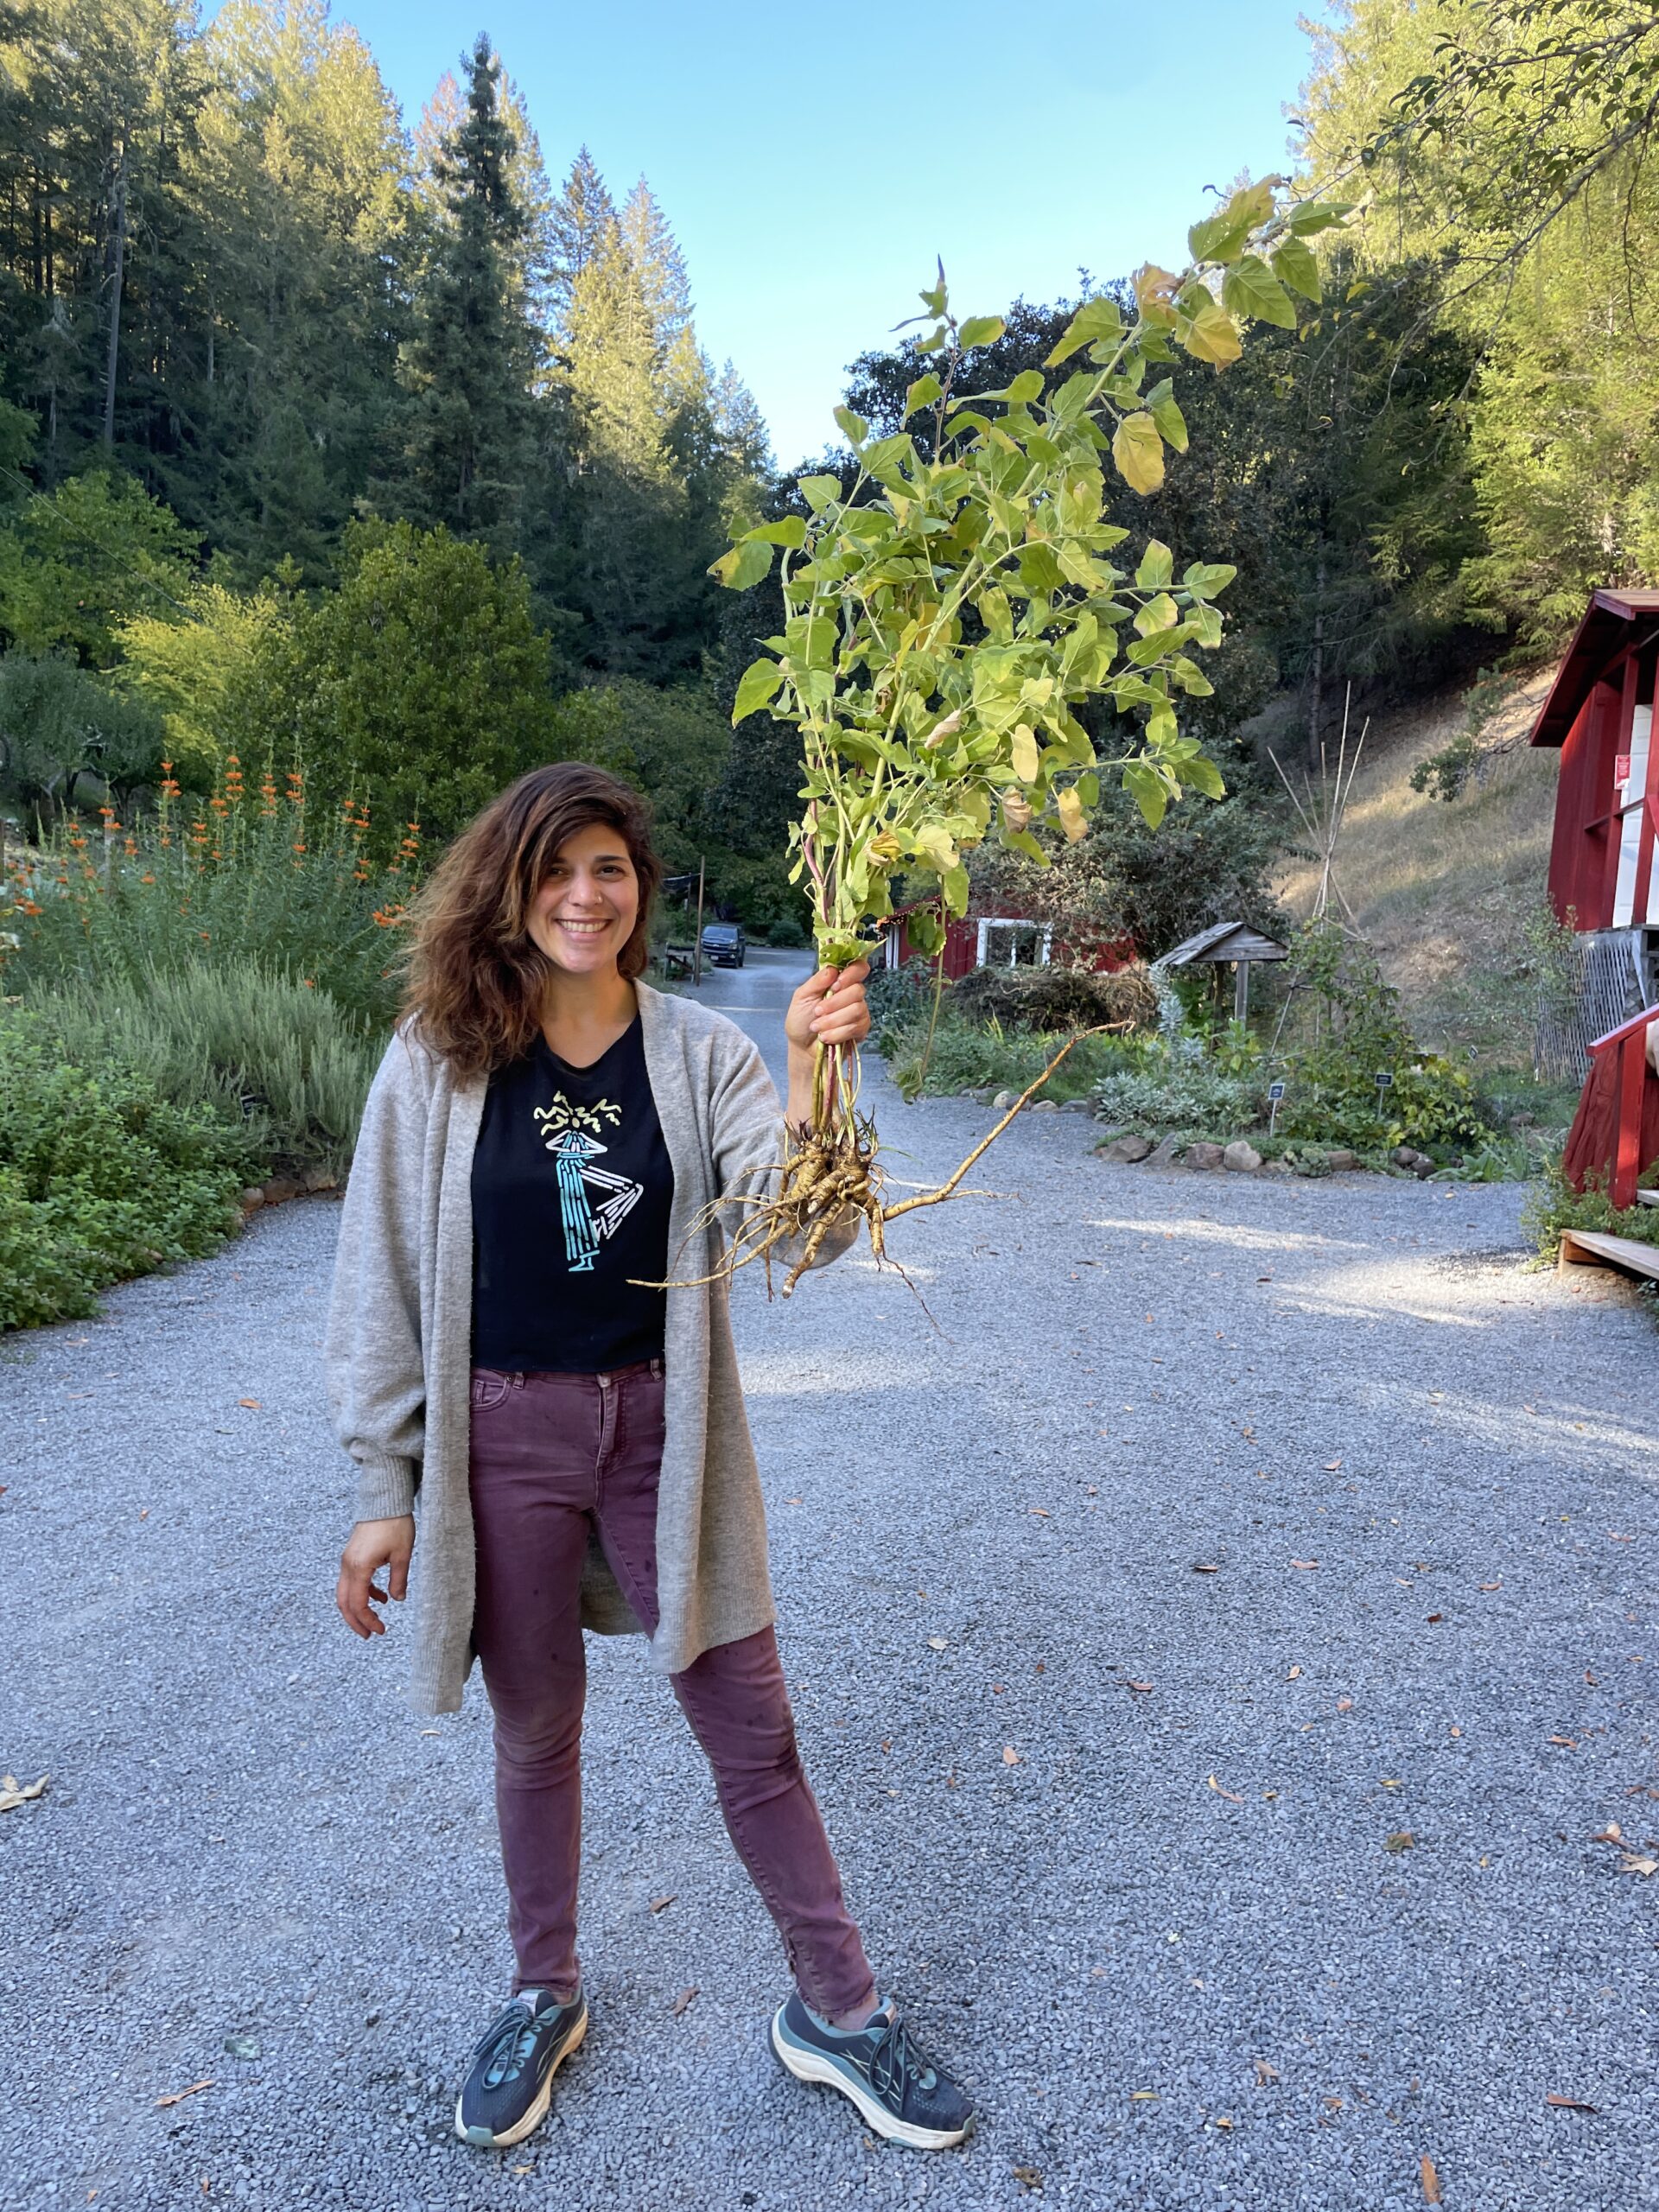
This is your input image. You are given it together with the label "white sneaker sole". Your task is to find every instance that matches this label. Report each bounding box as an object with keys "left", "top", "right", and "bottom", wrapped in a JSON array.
[
  {"left": 454, "top": 2005, "right": 588, "bottom": 2149},
  {"left": 769, "top": 2008, "right": 969, "bottom": 2151}
]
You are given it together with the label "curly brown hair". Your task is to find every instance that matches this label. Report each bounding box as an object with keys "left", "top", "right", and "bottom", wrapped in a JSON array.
[{"left": 397, "top": 762, "right": 662, "bottom": 1076}]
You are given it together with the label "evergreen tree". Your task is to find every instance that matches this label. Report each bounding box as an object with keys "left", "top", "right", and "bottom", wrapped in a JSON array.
[
  {"left": 548, "top": 146, "right": 614, "bottom": 317},
  {"left": 391, "top": 34, "right": 537, "bottom": 560}
]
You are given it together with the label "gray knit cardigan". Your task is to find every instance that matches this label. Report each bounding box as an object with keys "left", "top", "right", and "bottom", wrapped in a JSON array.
[{"left": 325, "top": 982, "right": 847, "bottom": 1715}]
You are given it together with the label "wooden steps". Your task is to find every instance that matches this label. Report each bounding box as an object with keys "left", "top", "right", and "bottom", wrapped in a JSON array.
[{"left": 1559, "top": 1227, "right": 1659, "bottom": 1281}]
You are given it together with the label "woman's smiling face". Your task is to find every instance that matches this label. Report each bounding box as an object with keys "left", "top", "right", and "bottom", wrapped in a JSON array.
[{"left": 526, "top": 821, "right": 640, "bottom": 976}]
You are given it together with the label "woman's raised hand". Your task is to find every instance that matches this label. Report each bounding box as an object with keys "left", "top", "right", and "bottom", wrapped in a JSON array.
[
  {"left": 784, "top": 958, "right": 872, "bottom": 1053},
  {"left": 336, "top": 1515, "right": 416, "bottom": 1637}
]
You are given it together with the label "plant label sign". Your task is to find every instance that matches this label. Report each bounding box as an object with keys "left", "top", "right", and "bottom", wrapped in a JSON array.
[
  {"left": 1268, "top": 1081, "right": 1286, "bottom": 1102},
  {"left": 1374, "top": 1071, "right": 1394, "bottom": 1091}
]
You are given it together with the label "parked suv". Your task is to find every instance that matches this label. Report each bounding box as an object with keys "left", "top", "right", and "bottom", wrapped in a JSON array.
[{"left": 700, "top": 921, "right": 747, "bottom": 969}]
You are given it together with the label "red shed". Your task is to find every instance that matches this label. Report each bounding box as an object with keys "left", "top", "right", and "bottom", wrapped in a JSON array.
[{"left": 1530, "top": 587, "right": 1659, "bottom": 932}]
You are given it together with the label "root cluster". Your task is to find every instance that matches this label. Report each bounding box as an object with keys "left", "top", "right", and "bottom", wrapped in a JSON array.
[{"left": 636, "top": 1023, "right": 1116, "bottom": 1309}]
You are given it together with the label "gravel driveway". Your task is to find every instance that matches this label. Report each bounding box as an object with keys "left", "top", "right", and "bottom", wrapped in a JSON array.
[{"left": 3, "top": 949, "right": 1656, "bottom": 2212}]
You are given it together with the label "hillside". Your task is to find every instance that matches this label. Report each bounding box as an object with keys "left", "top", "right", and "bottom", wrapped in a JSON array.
[{"left": 1273, "top": 668, "right": 1562, "bottom": 1068}]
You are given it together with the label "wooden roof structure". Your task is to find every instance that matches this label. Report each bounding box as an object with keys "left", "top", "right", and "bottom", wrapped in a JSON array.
[
  {"left": 1529, "top": 588, "right": 1659, "bottom": 750},
  {"left": 1161, "top": 920, "right": 1288, "bottom": 968}
]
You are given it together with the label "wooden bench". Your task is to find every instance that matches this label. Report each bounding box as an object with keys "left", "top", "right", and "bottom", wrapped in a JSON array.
[{"left": 1558, "top": 1227, "right": 1659, "bottom": 1282}]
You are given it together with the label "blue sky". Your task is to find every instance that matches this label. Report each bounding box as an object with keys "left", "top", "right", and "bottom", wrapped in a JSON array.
[{"left": 226, "top": 2, "right": 1329, "bottom": 466}]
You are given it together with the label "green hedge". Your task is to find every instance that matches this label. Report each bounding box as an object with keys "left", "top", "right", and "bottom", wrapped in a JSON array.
[{"left": 0, "top": 1009, "right": 253, "bottom": 1330}]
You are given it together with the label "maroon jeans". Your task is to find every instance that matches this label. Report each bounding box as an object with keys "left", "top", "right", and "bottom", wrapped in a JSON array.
[{"left": 467, "top": 1360, "right": 875, "bottom": 2017}]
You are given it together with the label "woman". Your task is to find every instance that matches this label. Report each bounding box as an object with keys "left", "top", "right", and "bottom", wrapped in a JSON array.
[{"left": 327, "top": 763, "right": 973, "bottom": 2157}]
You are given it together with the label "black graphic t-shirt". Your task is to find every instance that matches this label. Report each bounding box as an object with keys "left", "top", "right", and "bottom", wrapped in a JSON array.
[{"left": 470, "top": 1014, "right": 674, "bottom": 1373}]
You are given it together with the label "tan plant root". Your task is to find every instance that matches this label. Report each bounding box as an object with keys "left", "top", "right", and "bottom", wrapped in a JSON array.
[{"left": 632, "top": 1024, "right": 1122, "bottom": 1303}]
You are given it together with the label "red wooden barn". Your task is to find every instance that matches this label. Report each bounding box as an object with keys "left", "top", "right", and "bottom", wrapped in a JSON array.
[
  {"left": 881, "top": 894, "right": 1133, "bottom": 979},
  {"left": 1531, "top": 587, "right": 1659, "bottom": 941},
  {"left": 1532, "top": 588, "right": 1659, "bottom": 1202}
]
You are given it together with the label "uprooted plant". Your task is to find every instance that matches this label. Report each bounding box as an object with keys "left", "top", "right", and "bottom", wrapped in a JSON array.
[{"left": 688, "top": 181, "right": 1350, "bottom": 1290}]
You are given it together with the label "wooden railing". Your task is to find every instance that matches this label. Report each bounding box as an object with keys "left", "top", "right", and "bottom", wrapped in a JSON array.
[{"left": 1584, "top": 1002, "right": 1659, "bottom": 1206}]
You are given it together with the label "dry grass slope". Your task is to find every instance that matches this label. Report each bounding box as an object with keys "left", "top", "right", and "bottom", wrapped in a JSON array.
[{"left": 1274, "top": 669, "right": 1560, "bottom": 1065}]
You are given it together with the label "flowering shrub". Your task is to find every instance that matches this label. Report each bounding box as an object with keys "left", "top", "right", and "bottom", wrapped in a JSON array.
[{"left": 4, "top": 754, "right": 422, "bottom": 1028}]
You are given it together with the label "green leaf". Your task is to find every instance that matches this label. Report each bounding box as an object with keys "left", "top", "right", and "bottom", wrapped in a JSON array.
[
  {"left": 1123, "top": 758, "right": 1168, "bottom": 829},
  {"left": 957, "top": 315, "right": 1006, "bottom": 350},
  {"left": 1145, "top": 378, "right": 1188, "bottom": 453},
  {"left": 942, "top": 863, "right": 970, "bottom": 916},
  {"left": 1181, "top": 754, "right": 1226, "bottom": 799},
  {"left": 1285, "top": 198, "right": 1352, "bottom": 237},
  {"left": 1007, "top": 368, "right": 1045, "bottom": 405},
  {"left": 743, "top": 515, "right": 807, "bottom": 548},
  {"left": 833, "top": 404, "right": 868, "bottom": 447},
  {"left": 1221, "top": 255, "right": 1297, "bottom": 328},
  {"left": 731, "top": 658, "right": 785, "bottom": 723},
  {"left": 1181, "top": 561, "right": 1237, "bottom": 599},
  {"left": 710, "top": 537, "right": 773, "bottom": 591},
  {"left": 1135, "top": 539, "right": 1174, "bottom": 588},
  {"left": 798, "top": 474, "right": 841, "bottom": 512},
  {"left": 1181, "top": 303, "right": 1242, "bottom": 366},
  {"left": 903, "top": 373, "right": 944, "bottom": 420},
  {"left": 1187, "top": 179, "right": 1274, "bottom": 266},
  {"left": 1017, "top": 541, "right": 1066, "bottom": 596},
  {"left": 1189, "top": 603, "right": 1224, "bottom": 648},
  {"left": 1010, "top": 723, "right": 1040, "bottom": 782},
  {"left": 1111, "top": 412, "right": 1164, "bottom": 495},
  {"left": 1045, "top": 296, "right": 1124, "bottom": 367},
  {"left": 1132, "top": 591, "right": 1179, "bottom": 636},
  {"left": 914, "top": 821, "right": 958, "bottom": 872},
  {"left": 1270, "top": 234, "right": 1322, "bottom": 303}
]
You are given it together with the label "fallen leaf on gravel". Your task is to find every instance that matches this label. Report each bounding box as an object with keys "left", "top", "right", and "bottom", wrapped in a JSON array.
[
  {"left": 1590, "top": 1825, "right": 1623, "bottom": 1845},
  {"left": 222, "top": 2035, "right": 260, "bottom": 2061},
  {"left": 1618, "top": 1853, "right": 1659, "bottom": 1877},
  {"left": 1478, "top": 1581, "right": 1502, "bottom": 1592},
  {"left": 1290, "top": 1559, "right": 1319, "bottom": 1570},
  {"left": 1287, "top": 1664, "right": 1302, "bottom": 1679},
  {"left": 785, "top": 1496, "right": 802, "bottom": 1504},
  {"left": 1127, "top": 1681, "right": 1154, "bottom": 1694},
  {"left": 1548, "top": 1735, "right": 1577, "bottom": 1748},
  {"left": 1192, "top": 1562, "right": 1220, "bottom": 1573},
  {"left": 1252, "top": 2058, "right": 1280, "bottom": 2085},
  {"left": 928, "top": 1637, "right": 949, "bottom": 1650},
  {"left": 1003, "top": 1746, "right": 1020, "bottom": 1765},
  {"left": 1420, "top": 2152, "right": 1442, "bottom": 2202},
  {"left": 648, "top": 1894, "right": 677, "bottom": 1913},
  {"left": 0, "top": 1773, "right": 48, "bottom": 1813},
  {"left": 1380, "top": 1778, "right": 1402, "bottom": 1789},
  {"left": 1129, "top": 2088, "right": 1159, "bottom": 2101},
  {"left": 1544, "top": 2092, "right": 1599, "bottom": 2113},
  {"left": 1449, "top": 1726, "right": 1461, "bottom": 1738},
  {"left": 236, "top": 1399, "right": 260, "bottom": 1409},
  {"left": 512, "top": 2166, "right": 533, "bottom": 2177},
  {"left": 1585, "top": 1670, "right": 1599, "bottom": 1685},
  {"left": 1337, "top": 1698, "right": 1353, "bottom": 1712},
  {"left": 671, "top": 1987, "right": 698, "bottom": 2017},
  {"left": 1027, "top": 1508, "right": 1050, "bottom": 1518},
  {"left": 1211, "top": 2114, "right": 1233, "bottom": 2128},
  {"left": 1606, "top": 1532, "right": 1634, "bottom": 1542},
  {"left": 1323, "top": 1459, "right": 1343, "bottom": 1471},
  {"left": 156, "top": 2079, "right": 215, "bottom": 2108},
  {"left": 1012, "top": 2168, "right": 1043, "bottom": 2191},
  {"left": 1207, "top": 1775, "right": 1243, "bottom": 1804},
  {"left": 1384, "top": 1831, "right": 1415, "bottom": 1852},
  {"left": 1427, "top": 1613, "right": 1443, "bottom": 1624}
]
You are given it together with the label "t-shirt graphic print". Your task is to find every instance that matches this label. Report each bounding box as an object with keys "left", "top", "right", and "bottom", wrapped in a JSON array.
[
  {"left": 470, "top": 1014, "right": 674, "bottom": 1373},
  {"left": 533, "top": 1091, "right": 642, "bottom": 1272}
]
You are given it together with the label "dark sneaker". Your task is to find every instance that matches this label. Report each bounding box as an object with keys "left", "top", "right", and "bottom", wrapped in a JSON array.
[
  {"left": 770, "top": 1993, "right": 973, "bottom": 2150},
  {"left": 454, "top": 1987, "right": 588, "bottom": 2149}
]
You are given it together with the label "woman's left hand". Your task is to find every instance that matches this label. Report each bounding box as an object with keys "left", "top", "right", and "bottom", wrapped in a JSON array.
[{"left": 785, "top": 958, "right": 872, "bottom": 1053}]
